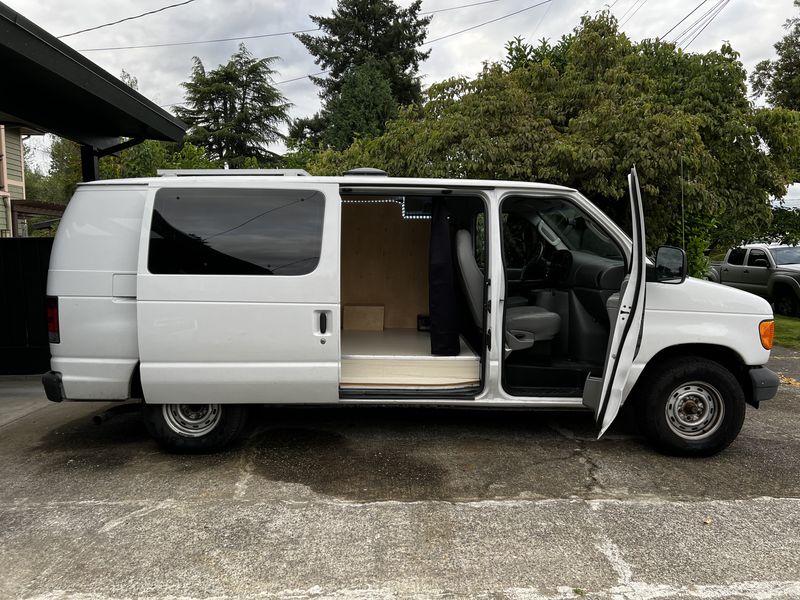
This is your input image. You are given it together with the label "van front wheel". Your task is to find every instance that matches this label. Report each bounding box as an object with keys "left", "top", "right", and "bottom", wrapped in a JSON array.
[
  {"left": 142, "top": 402, "right": 248, "bottom": 453},
  {"left": 635, "top": 358, "right": 746, "bottom": 457}
]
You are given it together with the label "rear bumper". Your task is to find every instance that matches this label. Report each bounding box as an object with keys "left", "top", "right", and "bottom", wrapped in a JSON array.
[
  {"left": 42, "top": 371, "right": 66, "bottom": 403},
  {"left": 748, "top": 366, "right": 780, "bottom": 407}
]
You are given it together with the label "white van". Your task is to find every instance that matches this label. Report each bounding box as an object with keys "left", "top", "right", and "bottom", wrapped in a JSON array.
[{"left": 42, "top": 167, "right": 778, "bottom": 455}]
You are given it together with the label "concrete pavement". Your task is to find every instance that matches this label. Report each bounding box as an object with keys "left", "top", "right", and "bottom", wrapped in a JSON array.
[{"left": 0, "top": 349, "right": 799, "bottom": 599}]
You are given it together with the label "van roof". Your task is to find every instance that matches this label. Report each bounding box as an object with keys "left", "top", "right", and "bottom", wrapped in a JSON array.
[{"left": 76, "top": 174, "right": 576, "bottom": 193}]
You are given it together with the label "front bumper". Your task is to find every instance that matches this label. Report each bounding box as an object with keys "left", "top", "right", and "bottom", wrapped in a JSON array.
[
  {"left": 748, "top": 366, "right": 780, "bottom": 407},
  {"left": 42, "top": 371, "right": 66, "bottom": 403}
]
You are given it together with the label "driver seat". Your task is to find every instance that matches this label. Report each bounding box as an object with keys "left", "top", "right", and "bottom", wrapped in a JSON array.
[{"left": 455, "top": 230, "right": 561, "bottom": 354}]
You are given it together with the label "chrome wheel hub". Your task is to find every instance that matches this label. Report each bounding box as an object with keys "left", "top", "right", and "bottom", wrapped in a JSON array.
[
  {"left": 163, "top": 404, "right": 222, "bottom": 437},
  {"left": 665, "top": 382, "right": 724, "bottom": 440}
]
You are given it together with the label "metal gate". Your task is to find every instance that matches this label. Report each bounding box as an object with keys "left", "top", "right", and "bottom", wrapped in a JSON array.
[{"left": 0, "top": 238, "right": 53, "bottom": 374}]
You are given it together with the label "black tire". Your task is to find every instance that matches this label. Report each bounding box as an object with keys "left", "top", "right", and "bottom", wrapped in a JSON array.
[
  {"left": 635, "top": 357, "right": 746, "bottom": 457},
  {"left": 773, "top": 290, "right": 799, "bottom": 317},
  {"left": 141, "top": 402, "right": 249, "bottom": 454}
]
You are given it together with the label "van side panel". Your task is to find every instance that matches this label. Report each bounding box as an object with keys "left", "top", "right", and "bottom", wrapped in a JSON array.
[{"left": 47, "top": 186, "right": 146, "bottom": 400}]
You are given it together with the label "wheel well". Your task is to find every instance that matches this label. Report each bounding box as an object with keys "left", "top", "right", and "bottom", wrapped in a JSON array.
[
  {"left": 772, "top": 281, "right": 795, "bottom": 298},
  {"left": 129, "top": 363, "right": 143, "bottom": 399},
  {"left": 631, "top": 344, "right": 753, "bottom": 405}
]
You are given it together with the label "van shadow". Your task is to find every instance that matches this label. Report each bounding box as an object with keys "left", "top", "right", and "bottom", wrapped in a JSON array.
[
  {"left": 32, "top": 403, "right": 151, "bottom": 471},
  {"left": 30, "top": 402, "right": 800, "bottom": 502},
  {"left": 31, "top": 402, "right": 644, "bottom": 502},
  {"left": 243, "top": 405, "right": 639, "bottom": 501}
]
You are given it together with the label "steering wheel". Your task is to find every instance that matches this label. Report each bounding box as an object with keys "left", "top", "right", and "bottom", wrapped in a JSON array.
[{"left": 520, "top": 240, "right": 545, "bottom": 282}]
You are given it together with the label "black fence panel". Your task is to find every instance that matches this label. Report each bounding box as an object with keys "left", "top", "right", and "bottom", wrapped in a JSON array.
[{"left": 0, "top": 238, "right": 53, "bottom": 374}]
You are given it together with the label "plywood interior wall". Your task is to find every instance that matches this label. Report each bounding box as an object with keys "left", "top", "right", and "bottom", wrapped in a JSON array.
[{"left": 341, "top": 201, "right": 430, "bottom": 329}]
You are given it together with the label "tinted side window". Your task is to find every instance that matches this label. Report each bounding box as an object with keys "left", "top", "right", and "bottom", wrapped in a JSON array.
[
  {"left": 727, "top": 248, "right": 746, "bottom": 265},
  {"left": 149, "top": 188, "right": 325, "bottom": 275},
  {"left": 747, "top": 249, "right": 768, "bottom": 266}
]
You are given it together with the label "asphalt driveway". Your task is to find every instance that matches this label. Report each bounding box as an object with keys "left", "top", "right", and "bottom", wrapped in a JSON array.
[{"left": 1, "top": 348, "right": 799, "bottom": 599}]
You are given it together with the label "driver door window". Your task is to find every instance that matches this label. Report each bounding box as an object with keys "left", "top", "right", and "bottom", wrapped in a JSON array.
[{"left": 502, "top": 213, "right": 537, "bottom": 294}]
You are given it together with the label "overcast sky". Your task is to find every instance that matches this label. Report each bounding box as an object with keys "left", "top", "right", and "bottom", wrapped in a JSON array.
[{"left": 9, "top": 0, "right": 798, "bottom": 171}]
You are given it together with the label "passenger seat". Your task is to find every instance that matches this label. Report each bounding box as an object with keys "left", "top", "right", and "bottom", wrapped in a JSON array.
[{"left": 455, "top": 229, "right": 561, "bottom": 353}]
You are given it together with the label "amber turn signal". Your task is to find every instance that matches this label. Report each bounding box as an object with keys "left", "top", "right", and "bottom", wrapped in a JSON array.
[{"left": 759, "top": 319, "right": 775, "bottom": 350}]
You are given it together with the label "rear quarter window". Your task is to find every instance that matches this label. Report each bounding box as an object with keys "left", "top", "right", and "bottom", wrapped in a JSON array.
[{"left": 148, "top": 188, "right": 325, "bottom": 275}]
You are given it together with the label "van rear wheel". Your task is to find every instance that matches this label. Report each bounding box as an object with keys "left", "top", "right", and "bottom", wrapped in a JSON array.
[
  {"left": 635, "top": 357, "right": 746, "bottom": 457},
  {"left": 142, "top": 402, "right": 248, "bottom": 453}
]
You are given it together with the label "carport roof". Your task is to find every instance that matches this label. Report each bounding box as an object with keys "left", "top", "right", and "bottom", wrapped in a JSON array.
[{"left": 0, "top": 1, "right": 186, "bottom": 149}]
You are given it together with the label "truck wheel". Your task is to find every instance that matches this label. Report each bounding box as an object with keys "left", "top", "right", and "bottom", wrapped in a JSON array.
[
  {"left": 774, "top": 291, "right": 798, "bottom": 317},
  {"left": 635, "top": 357, "right": 746, "bottom": 457},
  {"left": 141, "top": 403, "right": 248, "bottom": 453}
]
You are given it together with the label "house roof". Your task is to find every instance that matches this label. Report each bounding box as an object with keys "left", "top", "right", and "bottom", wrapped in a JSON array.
[{"left": 0, "top": 1, "right": 186, "bottom": 149}]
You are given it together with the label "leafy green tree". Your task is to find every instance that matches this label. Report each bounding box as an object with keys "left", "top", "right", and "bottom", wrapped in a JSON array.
[
  {"left": 296, "top": 0, "right": 431, "bottom": 106},
  {"left": 44, "top": 136, "right": 82, "bottom": 203},
  {"left": 101, "top": 140, "right": 218, "bottom": 179},
  {"left": 310, "top": 13, "right": 800, "bottom": 276},
  {"left": 25, "top": 136, "right": 217, "bottom": 204},
  {"left": 751, "top": 1, "right": 800, "bottom": 110},
  {"left": 764, "top": 206, "right": 800, "bottom": 245},
  {"left": 176, "top": 43, "right": 290, "bottom": 167}
]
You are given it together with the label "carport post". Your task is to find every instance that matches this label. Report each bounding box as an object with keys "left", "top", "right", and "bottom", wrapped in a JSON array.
[{"left": 80, "top": 145, "right": 99, "bottom": 182}]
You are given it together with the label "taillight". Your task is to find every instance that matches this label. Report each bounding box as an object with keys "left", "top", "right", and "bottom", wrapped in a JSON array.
[{"left": 46, "top": 296, "right": 60, "bottom": 344}]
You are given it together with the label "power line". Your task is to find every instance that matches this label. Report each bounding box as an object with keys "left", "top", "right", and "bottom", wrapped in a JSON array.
[
  {"left": 58, "top": 0, "right": 198, "bottom": 39},
  {"left": 617, "top": 0, "right": 643, "bottom": 21},
  {"left": 525, "top": 0, "right": 557, "bottom": 44},
  {"left": 79, "top": 0, "right": 516, "bottom": 52},
  {"left": 672, "top": 0, "right": 726, "bottom": 46},
  {"left": 79, "top": 28, "right": 320, "bottom": 52},
  {"left": 620, "top": 0, "right": 650, "bottom": 27},
  {"left": 424, "top": 0, "right": 553, "bottom": 45},
  {"left": 683, "top": 0, "right": 731, "bottom": 49},
  {"left": 423, "top": 0, "right": 505, "bottom": 14},
  {"left": 673, "top": 0, "right": 727, "bottom": 44},
  {"left": 661, "top": 0, "right": 711, "bottom": 39}
]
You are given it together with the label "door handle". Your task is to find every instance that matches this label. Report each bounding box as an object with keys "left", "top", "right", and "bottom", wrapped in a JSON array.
[
  {"left": 743, "top": 269, "right": 749, "bottom": 274},
  {"left": 319, "top": 312, "right": 327, "bottom": 335}
]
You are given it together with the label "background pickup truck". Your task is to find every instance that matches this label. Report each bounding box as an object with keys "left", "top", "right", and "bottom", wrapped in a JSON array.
[{"left": 708, "top": 243, "right": 800, "bottom": 316}]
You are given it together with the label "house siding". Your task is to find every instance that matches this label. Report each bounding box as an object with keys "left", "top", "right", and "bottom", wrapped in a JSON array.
[
  {"left": 0, "top": 197, "right": 7, "bottom": 232},
  {"left": 8, "top": 183, "right": 24, "bottom": 200},
  {"left": 4, "top": 128, "right": 24, "bottom": 194}
]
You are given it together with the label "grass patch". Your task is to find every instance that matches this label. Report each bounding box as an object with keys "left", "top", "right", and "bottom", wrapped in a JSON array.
[{"left": 774, "top": 315, "right": 800, "bottom": 349}]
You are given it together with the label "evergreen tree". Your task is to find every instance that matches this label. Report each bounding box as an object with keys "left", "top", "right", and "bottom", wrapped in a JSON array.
[
  {"left": 296, "top": 0, "right": 431, "bottom": 106},
  {"left": 176, "top": 44, "right": 290, "bottom": 166},
  {"left": 751, "top": 0, "right": 800, "bottom": 110}
]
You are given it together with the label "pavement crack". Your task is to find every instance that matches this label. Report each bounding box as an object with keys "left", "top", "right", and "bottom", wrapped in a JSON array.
[{"left": 577, "top": 440, "right": 604, "bottom": 495}]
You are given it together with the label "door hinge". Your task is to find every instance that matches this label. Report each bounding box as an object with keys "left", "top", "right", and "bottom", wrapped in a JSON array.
[
  {"left": 487, "top": 329, "right": 492, "bottom": 350},
  {"left": 486, "top": 299, "right": 492, "bottom": 313}
]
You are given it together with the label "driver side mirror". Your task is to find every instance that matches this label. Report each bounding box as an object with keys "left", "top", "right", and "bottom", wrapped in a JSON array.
[
  {"left": 753, "top": 258, "right": 769, "bottom": 268},
  {"left": 655, "top": 245, "right": 687, "bottom": 284}
]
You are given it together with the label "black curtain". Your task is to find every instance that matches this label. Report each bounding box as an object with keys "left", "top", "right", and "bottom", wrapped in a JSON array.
[{"left": 429, "top": 199, "right": 460, "bottom": 356}]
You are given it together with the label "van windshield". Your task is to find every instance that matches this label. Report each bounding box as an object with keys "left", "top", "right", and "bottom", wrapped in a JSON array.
[{"left": 539, "top": 205, "right": 622, "bottom": 260}]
